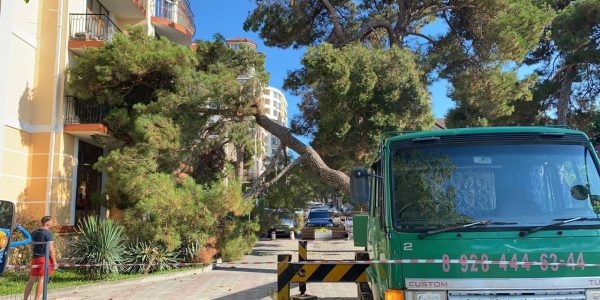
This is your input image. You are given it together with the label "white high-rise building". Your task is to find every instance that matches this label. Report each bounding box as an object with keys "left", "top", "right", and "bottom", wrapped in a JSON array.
[
  {"left": 261, "top": 87, "right": 288, "bottom": 158},
  {"left": 248, "top": 87, "right": 289, "bottom": 180},
  {"left": 224, "top": 38, "right": 289, "bottom": 181}
]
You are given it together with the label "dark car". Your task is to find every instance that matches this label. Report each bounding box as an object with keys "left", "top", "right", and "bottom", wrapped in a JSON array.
[
  {"left": 304, "top": 209, "right": 334, "bottom": 227},
  {"left": 267, "top": 211, "right": 298, "bottom": 237}
]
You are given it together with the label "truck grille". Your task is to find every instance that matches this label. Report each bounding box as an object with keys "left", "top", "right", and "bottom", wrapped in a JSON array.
[{"left": 448, "top": 289, "right": 586, "bottom": 300}]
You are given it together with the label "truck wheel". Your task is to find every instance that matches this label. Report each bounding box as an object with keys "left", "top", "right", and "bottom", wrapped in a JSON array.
[{"left": 357, "top": 282, "right": 373, "bottom": 300}]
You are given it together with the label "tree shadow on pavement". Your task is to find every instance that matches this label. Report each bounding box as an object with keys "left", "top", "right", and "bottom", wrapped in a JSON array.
[
  {"left": 250, "top": 249, "right": 294, "bottom": 256},
  {"left": 213, "top": 266, "right": 277, "bottom": 274},
  {"left": 212, "top": 282, "right": 356, "bottom": 300},
  {"left": 212, "top": 282, "right": 275, "bottom": 300},
  {"left": 254, "top": 242, "right": 285, "bottom": 248}
]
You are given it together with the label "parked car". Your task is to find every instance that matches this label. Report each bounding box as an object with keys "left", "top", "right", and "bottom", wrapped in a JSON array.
[
  {"left": 267, "top": 211, "right": 299, "bottom": 237},
  {"left": 301, "top": 209, "right": 346, "bottom": 239},
  {"left": 304, "top": 209, "right": 334, "bottom": 227},
  {"left": 341, "top": 204, "right": 354, "bottom": 213}
]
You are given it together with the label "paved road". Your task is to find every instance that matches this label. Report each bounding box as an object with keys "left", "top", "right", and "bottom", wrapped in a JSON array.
[{"left": 48, "top": 238, "right": 363, "bottom": 300}]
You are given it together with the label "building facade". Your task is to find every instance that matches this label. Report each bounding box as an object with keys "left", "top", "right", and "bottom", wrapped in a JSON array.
[
  {"left": 261, "top": 86, "right": 288, "bottom": 158},
  {"left": 0, "top": 0, "right": 195, "bottom": 226}
]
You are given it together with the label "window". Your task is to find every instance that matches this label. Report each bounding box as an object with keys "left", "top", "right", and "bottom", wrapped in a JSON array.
[
  {"left": 392, "top": 144, "right": 600, "bottom": 231},
  {"left": 264, "top": 98, "right": 270, "bottom": 105},
  {"left": 273, "top": 101, "right": 281, "bottom": 110},
  {"left": 272, "top": 137, "right": 279, "bottom": 145}
]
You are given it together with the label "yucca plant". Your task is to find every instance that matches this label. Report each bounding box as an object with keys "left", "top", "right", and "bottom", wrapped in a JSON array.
[
  {"left": 123, "top": 240, "right": 177, "bottom": 274},
  {"left": 71, "top": 217, "right": 125, "bottom": 278},
  {"left": 178, "top": 240, "right": 202, "bottom": 263}
]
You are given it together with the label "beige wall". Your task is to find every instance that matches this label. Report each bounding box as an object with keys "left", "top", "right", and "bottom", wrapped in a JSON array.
[
  {"left": 31, "top": 0, "right": 62, "bottom": 127},
  {"left": 0, "top": 126, "right": 31, "bottom": 204},
  {"left": 0, "top": 127, "right": 77, "bottom": 224},
  {"left": 0, "top": 0, "right": 160, "bottom": 225},
  {"left": 49, "top": 133, "right": 76, "bottom": 224},
  {"left": 0, "top": 0, "right": 40, "bottom": 131},
  {"left": 0, "top": 0, "right": 76, "bottom": 224}
]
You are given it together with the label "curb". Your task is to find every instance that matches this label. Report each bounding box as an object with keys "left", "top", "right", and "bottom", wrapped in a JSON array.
[{"left": 45, "top": 264, "right": 213, "bottom": 298}]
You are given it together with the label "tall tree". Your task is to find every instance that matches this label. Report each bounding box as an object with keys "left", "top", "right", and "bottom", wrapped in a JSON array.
[
  {"left": 68, "top": 29, "right": 265, "bottom": 256},
  {"left": 245, "top": 0, "right": 553, "bottom": 192},
  {"left": 525, "top": 0, "right": 600, "bottom": 126},
  {"left": 287, "top": 43, "right": 433, "bottom": 170}
]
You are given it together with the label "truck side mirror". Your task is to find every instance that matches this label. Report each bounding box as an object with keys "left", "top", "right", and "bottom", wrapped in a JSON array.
[
  {"left": 0, "top": 200, "right": 16, "bottom": 276},
  {"left": 350, "top": 167, "right": 370, "bottom": 204}
]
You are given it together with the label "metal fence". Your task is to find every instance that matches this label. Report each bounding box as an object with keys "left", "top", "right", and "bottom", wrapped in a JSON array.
[
  {"left": 69, "top": 13, "right": 121, "bottom": 42},
  {"left": 64, "top": 96, "right": 107, "bottom": 124},
  {"left": 155, "top": 0, "right": 175, "bottom": 20},
  {"left": 154, "top": 0, "right": 195, "bottom": 36},
  {"left": 176, "top": 0, "right": 195, "bottom": 36}
]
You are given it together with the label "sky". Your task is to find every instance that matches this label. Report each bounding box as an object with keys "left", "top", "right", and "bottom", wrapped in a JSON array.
[{"left": 190, "top": 0, "right": 456, "bottom": 138}]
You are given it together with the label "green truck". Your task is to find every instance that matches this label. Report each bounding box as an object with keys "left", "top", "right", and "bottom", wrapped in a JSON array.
[{"left": 350, "top": 126, "right": 600, "bottom": 300}]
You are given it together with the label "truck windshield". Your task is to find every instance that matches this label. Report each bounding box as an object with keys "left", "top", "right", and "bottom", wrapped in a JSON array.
[{"left": 392, "top": 144, "right": 600, "bottom": 230}]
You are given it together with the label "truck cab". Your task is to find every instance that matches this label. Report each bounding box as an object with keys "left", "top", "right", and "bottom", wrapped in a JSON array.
[{"left": 351, "top": 127, "right": 600, "bottom": 300}]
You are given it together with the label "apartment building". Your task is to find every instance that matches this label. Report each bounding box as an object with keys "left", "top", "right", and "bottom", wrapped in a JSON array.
[
  {"left": 261, "top": 86, "right": 288, "bottom": 158},
  {"left": 244, "top": 86, "right": 289, "bottom": 181},
  {"left": 0, "top": 0, "right": 195, "bottom": 227},
  {"left": 224, "top": 38, "right": 290, "bottom": 184}
]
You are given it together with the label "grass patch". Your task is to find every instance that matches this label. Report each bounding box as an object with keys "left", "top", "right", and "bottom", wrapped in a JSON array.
[{"left": 0, "top": 266, "right": 205, "bottom": 296}]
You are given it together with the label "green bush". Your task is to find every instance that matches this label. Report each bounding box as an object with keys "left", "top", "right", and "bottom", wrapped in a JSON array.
[
  {"left": 123, "top": 240, "right": 177, "bottom": 274},
  {"left": 70, "top": 217, "right": 125, "bottom": 278},
  {"left": 218, "top": 219, "right": 259, "bottom": 261}
]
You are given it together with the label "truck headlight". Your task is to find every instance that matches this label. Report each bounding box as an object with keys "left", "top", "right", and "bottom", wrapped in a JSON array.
[
  {"left": 586, "top": 289, "right": 600, "bottom": 300},
  {"left": 405, "top": 291, "right": 447, "bottom": 300}
]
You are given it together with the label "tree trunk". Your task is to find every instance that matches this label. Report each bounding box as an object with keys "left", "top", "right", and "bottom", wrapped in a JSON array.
[
  {"left": 254, "top": 113, "right": 351, "bottom": 195},
  {"left": 244, "top": 158, "right": 302, "bottom": 200},
  {"left": 557, "top": 66, "right": 575, "bottom": 125},
  {"left": 235, "top": 146, "right": 245, "bottom": 180}
]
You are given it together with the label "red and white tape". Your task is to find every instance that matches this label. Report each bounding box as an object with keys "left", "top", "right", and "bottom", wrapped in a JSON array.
[{"left": 6, "top": 258, "right": 600, "bottom": 270}]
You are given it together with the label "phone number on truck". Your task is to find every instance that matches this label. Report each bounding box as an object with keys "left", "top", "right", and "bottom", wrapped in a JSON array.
[{"left": 440, "top": 252, "right": 586, "bottom": 272}]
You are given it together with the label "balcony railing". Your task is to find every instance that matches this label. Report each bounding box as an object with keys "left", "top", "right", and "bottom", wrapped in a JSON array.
[
  {"left": 154, "top": 0, "right": 195, "bottom": 36},
  {"left": 64, "top": 97, "right": 107, "bottom": 124},
  {"left": 69, "top": 14, "right": 122, "bottom": 42},
  {"left": 177, "top": 0, "right": 195, "bottom": 36}
]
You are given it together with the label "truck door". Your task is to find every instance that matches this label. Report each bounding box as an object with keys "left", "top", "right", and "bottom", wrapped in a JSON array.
[{"left": 368, "top": 159, "right": 389, "bottom": 298}]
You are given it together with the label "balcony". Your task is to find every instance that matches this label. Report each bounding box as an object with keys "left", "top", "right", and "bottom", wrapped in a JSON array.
[
  {"left": 64, "top": 97, "right": 109, "bottom": 142},
  {"left": 94, "top": 0, "right": 147, "bottom": 19},
  {"left": 151, "top": 0, "right": 195, "bottom": 45},
  {"left": 68, "top": 14, "right": 121, "bottom": 53}
]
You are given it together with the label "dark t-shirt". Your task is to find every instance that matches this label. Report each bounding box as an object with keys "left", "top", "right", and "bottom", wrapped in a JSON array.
[{"left": 31, "top": 229, "right": 53, "bottom": 258}]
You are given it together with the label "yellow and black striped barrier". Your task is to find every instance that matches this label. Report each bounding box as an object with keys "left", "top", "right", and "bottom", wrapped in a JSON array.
[
  {"left": 298, "top": 240, "right": 307, "bottom": 295},
  {"left": 277, "top": 253, "right": 369, "bottom": 300}
]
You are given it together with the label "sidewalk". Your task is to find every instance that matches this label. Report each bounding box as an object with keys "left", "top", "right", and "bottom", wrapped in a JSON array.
[{"left": 40, "top": 238, "right": 363, "bottom": 299}]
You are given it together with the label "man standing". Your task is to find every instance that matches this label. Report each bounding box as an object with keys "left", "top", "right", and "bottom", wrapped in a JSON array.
[{"left": 23, "top": 216, "right": 57, "bottom": 300}]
